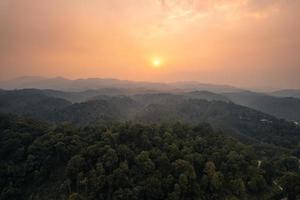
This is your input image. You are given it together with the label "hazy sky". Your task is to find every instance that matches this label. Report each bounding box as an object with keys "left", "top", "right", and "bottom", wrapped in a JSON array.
[{"left": 0, "top": 0, "right": 299, "bottom": 89}]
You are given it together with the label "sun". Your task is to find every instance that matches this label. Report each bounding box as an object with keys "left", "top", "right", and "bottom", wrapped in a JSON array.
[{"left": 152, "top": 58, "right": 162, "bottom": 68}]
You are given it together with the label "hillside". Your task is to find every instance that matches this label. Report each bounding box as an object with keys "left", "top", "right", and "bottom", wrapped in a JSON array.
[
  {"left": 182, "top": 91, "right": 230, "bottom": 102},
  {"left": 271, "top": 89, "right": 300, "bottom": 99},
  {"left": 0, "top": 90, "right": 299, "bottom": 150},
  {"left": 224, "top": 91, "right": 300, "bottom": 122},
  {"left": 0, "top": 89, "right": 71, "bottom": 121}
]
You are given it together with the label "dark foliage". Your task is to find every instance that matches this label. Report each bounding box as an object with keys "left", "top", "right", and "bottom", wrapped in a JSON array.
[{"left": 0, "top": 115, "right": 299, "bottom": 200}]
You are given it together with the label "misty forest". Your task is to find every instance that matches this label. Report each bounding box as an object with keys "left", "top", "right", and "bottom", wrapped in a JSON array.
[
  {"left": 1, "top": 0, "right": 300, "bottom": 199},
  {"left": 0, "top": 78, "right": 299, "bottom": 200}
]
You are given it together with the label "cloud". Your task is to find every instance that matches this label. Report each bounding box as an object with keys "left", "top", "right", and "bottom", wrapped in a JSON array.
[{"left": 157, "top": 0, "right": 286, "bottom": 16}]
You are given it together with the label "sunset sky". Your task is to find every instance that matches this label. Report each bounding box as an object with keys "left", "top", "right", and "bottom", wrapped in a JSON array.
[{"left": 0, "top": 0, "right": 299, "bottom": 89}]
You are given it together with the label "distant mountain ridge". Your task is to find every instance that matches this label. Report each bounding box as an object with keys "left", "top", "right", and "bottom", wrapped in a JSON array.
[
  {"left": 271, "top": 89, "right": 300, "bottom": 99},
  {"left": 224, "top": 91, "right": 300, "bottom": 122},
  {"left": 0, "top": 76, "right": 243, "bottom": 93},
  {"left": 0, "top": 89, "right": 71, "bottom": 121}
]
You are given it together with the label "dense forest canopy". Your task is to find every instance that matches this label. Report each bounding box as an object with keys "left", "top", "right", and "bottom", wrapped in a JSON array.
[{"left": 0, "top": 114, "right": 299, "bottom": 200}]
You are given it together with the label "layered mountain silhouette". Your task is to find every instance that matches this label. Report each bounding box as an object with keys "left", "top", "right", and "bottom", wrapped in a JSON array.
[
  {"left": 224, "top": 91, "right": 300, "bottom": 122},
  {"left": 271, "top": 89, "right": 300, "bottom": 99},
  {"left": 0, "top": 89, "right": 299, "bottom": 149},
  {"left": 0, "top": 76, "right": 242, "bottom": 93}
]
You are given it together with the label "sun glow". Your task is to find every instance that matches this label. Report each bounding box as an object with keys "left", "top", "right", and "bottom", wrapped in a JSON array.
[{"left": 152, "top": 58, "right": 162, "bottom": 68}]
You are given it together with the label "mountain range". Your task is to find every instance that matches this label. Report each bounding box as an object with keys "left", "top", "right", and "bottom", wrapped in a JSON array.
[
  {"left": 0, "top": 88, "right": 299, "bottom": 149},
  {"left": 271, "top": 89, "right": 300, "bottom": 99},
  {"left": 224, "top": 91, "right": 300, "bottom": 122},
  {"left": 0, "top": 76, "right": 243, "bottom": 93}
]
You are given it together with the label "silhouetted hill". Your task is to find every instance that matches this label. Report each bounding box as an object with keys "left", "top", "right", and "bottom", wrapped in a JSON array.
[
  {"left": 55, "top": 96, "right": 139, "bottom": 124},
  {"left": 1, "top": 89, "right": 299, "bottom": 149},
  {"left": 46, "top": 96, "right": 300, "bottom": 149},
  {"left": 271, "top": 89, "right": 300, "bottom": 99},
  {"left": 134, "top": 98, "right": 300, "bottom": 147},
  {"left": 183, "top": 91, "right": 229, "bottom": 102},
  {"left": 0, "top": 89, "right": 71, "bottom": 121},
  {"left": 0, "top": 76, "right": 243, "bottom": 93},
  {"left": 224, "top": 91, "right": 300, "bottom": 122},
  {"left": 42, "top": 88, "right": 130, "bottom": 103}
]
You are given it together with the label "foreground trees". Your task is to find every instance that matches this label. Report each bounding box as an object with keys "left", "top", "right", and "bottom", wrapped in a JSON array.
[{"left": 0, "top": 115, "right": 299, "bottom": 200}]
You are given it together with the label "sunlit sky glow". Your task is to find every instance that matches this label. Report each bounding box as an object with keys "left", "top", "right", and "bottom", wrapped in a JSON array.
[{"left": 0, "top": 0, "right": 300, "bottom": 89}]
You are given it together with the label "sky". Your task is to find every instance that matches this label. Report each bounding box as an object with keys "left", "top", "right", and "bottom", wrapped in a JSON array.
[{"left": 0, "top": 0, "right": 299, "bottom": 89}]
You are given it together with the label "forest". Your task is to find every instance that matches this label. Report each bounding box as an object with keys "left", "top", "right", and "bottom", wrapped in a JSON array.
[
  {"left": 2, "top": 0, "right": 300, "bottom": 198},
  {"left": 0, "top": 114, "right": 299, "bottom": 200}
]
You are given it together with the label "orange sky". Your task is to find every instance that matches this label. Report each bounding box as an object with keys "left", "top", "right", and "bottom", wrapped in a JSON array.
[{"left": 0, "top": 0, "right": 300, "bottom": 89}]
